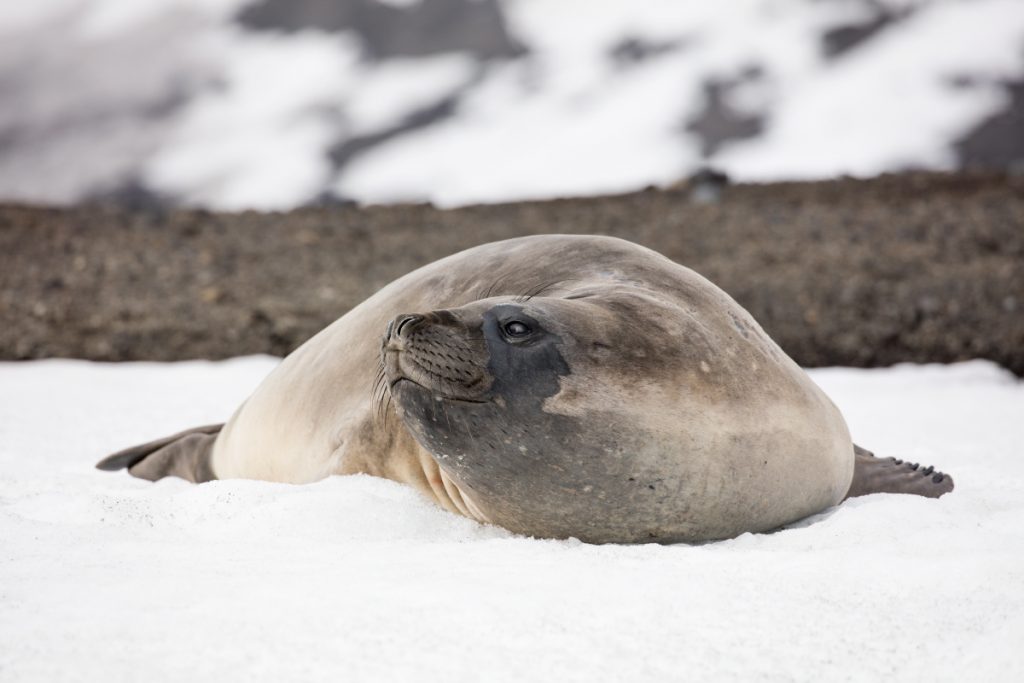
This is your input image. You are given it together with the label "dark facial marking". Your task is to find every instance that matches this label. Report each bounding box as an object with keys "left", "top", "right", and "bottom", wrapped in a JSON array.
[
  {"left": 480, "top": 304, "right": 569, "bottom": 404},
  {"left": 382, "top": 298, "right": 692, "bottom": 542}
]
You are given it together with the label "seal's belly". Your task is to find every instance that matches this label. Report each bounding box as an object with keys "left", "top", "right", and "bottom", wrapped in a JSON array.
[
  {"left": 658, "top": 394, "right": 852, "bottom": 541},
  {"left": 660, "top": 369, "right": 853, "bottom": 541},
  {"left": 435, "top": 381, "right": 853, "bottom": 544}
]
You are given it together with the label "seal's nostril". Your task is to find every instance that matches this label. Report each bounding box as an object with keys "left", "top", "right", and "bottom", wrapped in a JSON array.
[
  {"left": 395, "top": 314, "right": 424, "bottom": 338},
  {"left": 384, "top": 319, "right": 395, "bottom": 340}
]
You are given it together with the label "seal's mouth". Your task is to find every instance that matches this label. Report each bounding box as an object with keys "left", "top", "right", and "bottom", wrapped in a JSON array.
[
  {"left": 381, "top": 312, "right": 493, "bottom": 406},
  {"left": 388, "top": 374, "right": 490, "bottom": 405}
]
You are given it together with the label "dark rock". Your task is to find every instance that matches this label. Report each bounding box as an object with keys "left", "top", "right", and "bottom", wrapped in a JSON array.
[{"left": 1, "top": 172, "right": 1021, "bottom": 375}]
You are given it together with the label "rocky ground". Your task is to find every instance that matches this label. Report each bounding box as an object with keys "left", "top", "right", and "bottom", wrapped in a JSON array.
[{"left": 2, "top": 171, "right": 1022, "bottom": 374}]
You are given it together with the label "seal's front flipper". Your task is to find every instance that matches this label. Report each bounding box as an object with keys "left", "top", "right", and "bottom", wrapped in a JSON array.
[
  {"left": 95, "top": 424, "right": 223, "bottom": 483},
  {"left": 844, "top": 444, "right": 954, "bottom": 501}
]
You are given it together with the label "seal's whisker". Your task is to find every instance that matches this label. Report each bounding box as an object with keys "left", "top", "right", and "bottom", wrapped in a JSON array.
[
  {"left": 375, "top": 384, "right": 387, "bottom": 424},
  {"left": 379, "top": 389, "right": 390, "bottom": 426},
  {"left": 478, "top": 278, "right": 503, "bottom": 301},
  {"left": 383, "top": 392, "right": 394, "bottom": 431},
  {"left": 441, "top": 401, "right": 453, "bottom": 434},
  {"left": 526, "top": 280, "right": 556, "bottom": 300},
  {"left": 514, "top": 278, "right": 573, "bottom": 303},
  {"left": 371, "top": 361, "right": 388, "bottom": 426},
  {"left": 461, "top": 413, "right": 482, "bottom": 458}
]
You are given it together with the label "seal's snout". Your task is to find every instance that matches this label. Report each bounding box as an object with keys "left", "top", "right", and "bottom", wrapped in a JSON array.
[
  {"left": 388, "top": 314, "right": 424, "bottom": 341},
  {"left": 382, "top": 309, "right": 492, "bottom": 403}
]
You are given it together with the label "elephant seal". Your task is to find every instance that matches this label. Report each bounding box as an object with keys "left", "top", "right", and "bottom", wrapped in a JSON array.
[{"left": 97, "top": 235, "right": 953, "bottom": 543}]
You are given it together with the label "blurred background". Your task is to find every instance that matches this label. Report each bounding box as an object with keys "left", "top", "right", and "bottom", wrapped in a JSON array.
[
  {"left": 2, "top": 0, "right": 1022, "bottom": 209},
  {"left": 5, "top": 5, "right": 1024, "bottom": 677},
  {"left": 1, "top": 0, "right": 1022, "bottom": 373}
]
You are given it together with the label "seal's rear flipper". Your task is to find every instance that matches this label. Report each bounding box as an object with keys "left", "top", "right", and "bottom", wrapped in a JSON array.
[
  {"left": 844, "top": 444, "right": 954, "bottom": 500},
  {"left": 95, "top": 424, "right": 223, "bottom": 483}
]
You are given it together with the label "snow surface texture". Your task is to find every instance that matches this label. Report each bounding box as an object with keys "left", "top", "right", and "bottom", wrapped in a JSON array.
[
  {"left": 1, "top": 0, "right": 1023, "bottom": 208},
  {"left": 1, "top": 357, "right": 1022, "bottom": 681}
]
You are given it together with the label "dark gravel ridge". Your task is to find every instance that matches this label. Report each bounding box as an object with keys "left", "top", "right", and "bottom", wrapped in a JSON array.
[{"left": 2, "top": 171, "right": 1022, "bottom": 375}]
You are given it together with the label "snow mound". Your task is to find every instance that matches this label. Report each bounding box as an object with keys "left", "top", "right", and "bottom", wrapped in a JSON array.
[{"left": 1, "top": 357, "right": 1022, "bottom": 681}]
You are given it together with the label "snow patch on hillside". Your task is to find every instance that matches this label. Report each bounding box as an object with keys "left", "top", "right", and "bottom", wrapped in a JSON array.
[{"left": 2, "top": 0, "right": 1022, "bottom": 208}]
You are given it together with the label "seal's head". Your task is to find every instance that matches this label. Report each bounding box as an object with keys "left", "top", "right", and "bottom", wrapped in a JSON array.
[{"left": 382, "top": 288, "right": 727, "bottom": 543}]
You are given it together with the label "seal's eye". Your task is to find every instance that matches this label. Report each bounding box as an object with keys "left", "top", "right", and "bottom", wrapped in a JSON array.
[{"left": 502, "top": 320, "right": 532, "bottom": 338}]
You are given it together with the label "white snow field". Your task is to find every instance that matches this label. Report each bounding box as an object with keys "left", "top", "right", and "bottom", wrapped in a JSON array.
[
  {"left": 1, "top": 357, "right": 1022, "bottom": 682},
  {"left": 2, "top": 0, "right": 1023, "bottom": 208}
]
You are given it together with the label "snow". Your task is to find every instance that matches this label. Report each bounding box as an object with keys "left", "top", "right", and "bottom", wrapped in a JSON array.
[
  {"left": 345, "top": 55, "right": 478, "bottom": 136},
  {"left": 3, "top": 0, "right": 1023, "bottom": 208},
  {"left": 336, "top": 0, "right": 1024, "bottom": 206},
  {"left": 715, "top": 0, "right": 1024, "bottom": 179},
  {"left": 144, "top": 30, "right": 364, "bottom": 211},
  {"left": 1, "top": 357, "right": 1022, "bottom": 681}
]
